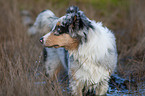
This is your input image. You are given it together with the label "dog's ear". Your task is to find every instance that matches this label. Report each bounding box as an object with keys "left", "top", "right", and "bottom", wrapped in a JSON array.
[
  {"left": 66, "top": 6, "right": 79, "bottom": 14},
  {"left": 78, "top": 11, "right": 93, "bottom": 29},
  {"left": 69, "top": 11, "right": 93, "bottom": 31},
  {"left": 68, "top": 11, "right": 93, "bottom": 42},
  {"left": 68, "top": 14, "right": 80, "bottom": 37}
]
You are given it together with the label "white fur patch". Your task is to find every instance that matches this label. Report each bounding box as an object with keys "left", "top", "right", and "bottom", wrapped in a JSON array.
[{"left": 69, "top": 21, "right": 117, "bottom": 95}]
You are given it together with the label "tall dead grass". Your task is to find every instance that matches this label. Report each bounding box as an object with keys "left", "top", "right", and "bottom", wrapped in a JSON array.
[
  {"left": 0, "top": 0, "right": 144, "bottom": 95},
  {"left": 0, "top": 0, "right": 65, "bottom": 95},
  {"left": 116, "top": 0, "right": 145, "bottom": 81}
]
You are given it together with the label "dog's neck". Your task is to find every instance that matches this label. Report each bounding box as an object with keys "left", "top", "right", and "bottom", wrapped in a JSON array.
[
  {"left": 68, "top": 21, "right": 116, "bottom": 65},
  {"left": 68, "top": 28, "right": 95, "bottom": 62}
]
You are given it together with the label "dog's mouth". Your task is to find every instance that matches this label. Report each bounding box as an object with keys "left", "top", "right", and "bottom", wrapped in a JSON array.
[{"left": 46, "top": 45, "right": 60, "bottom": 48}]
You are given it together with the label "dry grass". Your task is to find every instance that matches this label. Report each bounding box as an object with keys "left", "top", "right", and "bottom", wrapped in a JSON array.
[
  {"left": 0, "top": 0, "right": 144, "bottom": 95},
  {"left": 116, "top": 0, "right": 145, "bottom": 81},
  {"left": 0, "top": 0, "right": 65, "bottom": 95}
]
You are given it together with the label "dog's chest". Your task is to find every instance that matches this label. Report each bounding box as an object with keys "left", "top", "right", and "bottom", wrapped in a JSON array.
[{"left": 69, "top": 56, "right": 109, "bottom": 83}]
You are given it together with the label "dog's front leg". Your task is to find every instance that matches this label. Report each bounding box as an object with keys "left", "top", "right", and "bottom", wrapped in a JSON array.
[
  {"left": 69, "top": 78, "right": 83, "bottom": 96},
  {"left": 95, "top": 80, "right": 108, "bottom": 95}
]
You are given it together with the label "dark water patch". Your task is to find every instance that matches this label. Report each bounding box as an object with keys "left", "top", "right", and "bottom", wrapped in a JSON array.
[
  {"left": 107, "top": 74, "right": 145, "bottom": 95},
  {"left": 34, "top": 71, "right": 145, "bottom": 95}
]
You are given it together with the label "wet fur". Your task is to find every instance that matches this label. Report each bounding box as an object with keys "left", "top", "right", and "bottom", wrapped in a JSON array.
[{"left": 42, "top": 6, "right": 117, "bottom": 95}]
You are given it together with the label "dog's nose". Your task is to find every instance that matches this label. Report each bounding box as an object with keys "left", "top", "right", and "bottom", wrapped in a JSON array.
[{"left": 40, "top": 37, "right": 44, "bottom": 44}]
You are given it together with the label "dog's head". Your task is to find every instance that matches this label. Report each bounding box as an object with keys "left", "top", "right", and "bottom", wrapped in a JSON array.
[{"left": 40, "top": 6, "right": 94, "bottom": 50}]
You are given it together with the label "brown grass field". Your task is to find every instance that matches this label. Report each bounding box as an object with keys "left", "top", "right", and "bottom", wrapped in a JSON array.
[{"left": 0, "top": 0, "right": 145, "bottom": 95}]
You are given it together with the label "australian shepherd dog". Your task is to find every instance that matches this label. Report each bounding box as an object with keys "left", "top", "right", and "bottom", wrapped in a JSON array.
[{"left": 40, "top": 6, "right": 117, "bottom": 95}]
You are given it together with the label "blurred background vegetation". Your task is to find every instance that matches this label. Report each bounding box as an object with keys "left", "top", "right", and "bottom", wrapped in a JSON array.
[{"left": 0, "top": 0, "right": 144, "bottom": 95}]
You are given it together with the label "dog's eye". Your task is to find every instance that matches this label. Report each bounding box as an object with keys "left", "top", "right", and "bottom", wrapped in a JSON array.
[{"left": 57, "top": 28, "right": 61, "bottom": 32}]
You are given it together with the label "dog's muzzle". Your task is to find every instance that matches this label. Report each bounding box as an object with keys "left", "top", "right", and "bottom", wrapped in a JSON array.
[{"left": 39, "top": 37, "right": 44, "bottom": 44}]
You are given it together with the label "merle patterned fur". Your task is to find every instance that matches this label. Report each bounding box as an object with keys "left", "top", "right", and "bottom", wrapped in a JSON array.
[{"left": 53, "top": 6, "right": 94, "bottom": 43}]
